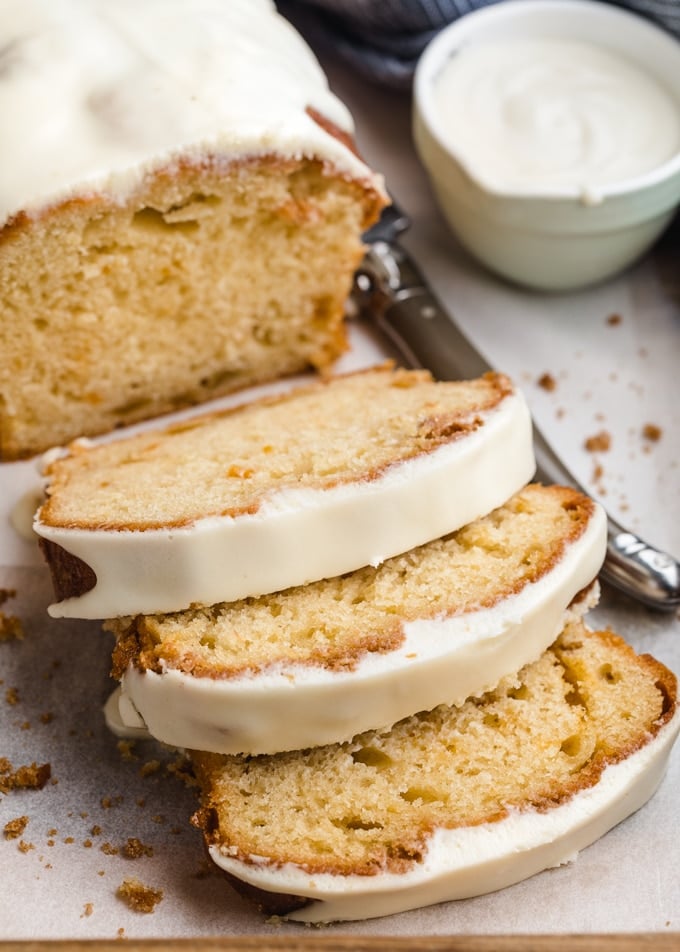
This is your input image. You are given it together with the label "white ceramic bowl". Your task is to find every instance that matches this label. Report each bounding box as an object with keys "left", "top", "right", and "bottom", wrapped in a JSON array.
[{"left": 413, "top": 0, "right": 680, "bottom": 291}]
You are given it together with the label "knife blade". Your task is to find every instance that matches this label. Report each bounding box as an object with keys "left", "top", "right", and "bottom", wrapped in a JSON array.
[{"left": 354, "top": 206, "right": 680, "bottom": 611}]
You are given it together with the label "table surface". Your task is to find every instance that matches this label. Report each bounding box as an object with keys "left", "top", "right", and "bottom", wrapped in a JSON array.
[{"left": 0, "top": 33, "right": 679, "bottom": 947}]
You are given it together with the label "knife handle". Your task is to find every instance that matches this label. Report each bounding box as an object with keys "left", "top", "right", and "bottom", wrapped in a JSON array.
[{"left": 355, "top": 242, "right": 680, "bottom": 611}]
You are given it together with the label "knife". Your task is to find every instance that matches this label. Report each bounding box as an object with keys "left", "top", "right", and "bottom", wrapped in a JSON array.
[{"left": 354, "top": 203, "right": 680, "bottom": 611}]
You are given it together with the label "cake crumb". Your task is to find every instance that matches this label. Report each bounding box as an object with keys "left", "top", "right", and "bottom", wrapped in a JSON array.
[
  {"left": 0, "top": 759, "right": 51, "bottom": 794},
  {"left": 81, "top": 903, "right": 94, "bottom": 919},
  {"left": 116, "top": 877, "right": 164, "bottom": 914},
  {"left": 606, "top": 313, "right": 622, "bottom": 326},
  {"left": 584, "top": 431, "right": 611, "bottom": 453},
  {"left": 140, "top": 759, "right": 161, "bottom": 777},
  {"left": 122, "top": 837, "right": 154, "bottom": 859},
  {"left": 101, "top": 842, "right": 119, "bottom": 856},
  {"left": 537, "top": 372, "right": 557, "bottom": 392},
  {"left": 117, "top": 740, "right": 137, "bottom": 762},
  {"left": 0, "top": 613, "right": 24, "bottom": 642},
  {"left": 4, "top": 815, "right": 29, "bottom": 839},
  {"left": 642, "top": 423, "right": 662, "bottom": 443},
  {"left": 18, "top": 839, "right": 35, "bottom": 853},
  {"left": 5, "top": 687, "right": 19, "bottom": 706},
  {"left": 0, "top": 590, "right": 24, "bottom": 641}
]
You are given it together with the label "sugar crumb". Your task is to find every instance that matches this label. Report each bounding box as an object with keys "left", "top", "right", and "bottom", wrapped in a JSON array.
[
  {"left": 122, "top": 837, "right": 154, "bottom": 859},
  {"left": 0, "top": 760, "right": 51, "bottom": 794},
  {"left": 4, "top": 815, "right": 29, "bottom": 840},
  {"left": 116, "top": 877, "right": 163, "bottom": 914},
  {"left": 584, "top": 431, "right": 611, "bottom": 453},
  {"left": 117, "top": 740, "right": 137, "bottom": 762},
  {"left": 642, "top": 423, "right": 662, "bottom": 443},
  {"left": 536, "top": 372, "right": 557, "bottom": 392}
]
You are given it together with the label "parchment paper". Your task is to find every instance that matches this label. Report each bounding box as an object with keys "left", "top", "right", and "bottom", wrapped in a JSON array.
[{"left": 1, "top": 36, "right": 679, "bottom": 941}]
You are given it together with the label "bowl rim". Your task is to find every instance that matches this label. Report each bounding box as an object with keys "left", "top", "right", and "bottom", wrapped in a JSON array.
[{"left": 413, "top": 0, "right": 680, "bottom": 203}]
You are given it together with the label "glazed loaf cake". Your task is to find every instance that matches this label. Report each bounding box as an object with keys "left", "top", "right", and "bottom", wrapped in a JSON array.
[
  {"left": 35, "top": 366, "right": 534, "bottom": 619},
  {"left": 0, "top": 0, "right": 386, "bottom": 460},
  {"left": 192, "top": 620, "right": 679, "bottom": 923},
  {"left": 106, "top": 484, "right": 606, "bottom": 754}
]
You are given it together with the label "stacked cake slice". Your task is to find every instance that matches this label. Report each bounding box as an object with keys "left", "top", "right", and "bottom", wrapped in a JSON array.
[{"left": 34, "top": 365, "right": 679, "bottom": 923}]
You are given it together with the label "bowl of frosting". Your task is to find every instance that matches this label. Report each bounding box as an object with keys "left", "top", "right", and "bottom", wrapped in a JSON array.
[{"left": 413, "top": 0, "right": 680, "bottom": 290}]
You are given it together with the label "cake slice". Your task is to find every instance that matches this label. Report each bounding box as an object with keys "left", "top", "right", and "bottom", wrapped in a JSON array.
[
  {"left": 0, "top": 0, "right": 387, "bottom": 460},
  {"left": 106, "top": 484, "right": 606, "bottom": 754},
  {"left": 191, "top": 621, "right": 679, "bottom": 923},
  {"left": 35, "top": 366, "right": 534, "bottom": 619}
]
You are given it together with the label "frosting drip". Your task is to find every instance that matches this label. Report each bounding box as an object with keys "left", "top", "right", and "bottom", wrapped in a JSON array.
[{"left": 0, "top": 0, "right": 377, "bottom": 227}]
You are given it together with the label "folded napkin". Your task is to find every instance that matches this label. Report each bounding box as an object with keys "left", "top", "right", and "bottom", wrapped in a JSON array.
[{"left": 278, "top": 0, "right": 680, "bottom": 88}]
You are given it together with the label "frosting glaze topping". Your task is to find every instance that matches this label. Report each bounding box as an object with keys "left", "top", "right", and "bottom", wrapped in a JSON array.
[
  {"left": 35, "top": 386, "right": 535, "bottom": 619},
  {"left": 206, "top": 706, "right": 680, "bottom": 922},
  {"left": 110, "top": 504, "right": 606, "bottom": 755},
  {"left": 0, "top": 0, "right": 379, "bottom": 229}
]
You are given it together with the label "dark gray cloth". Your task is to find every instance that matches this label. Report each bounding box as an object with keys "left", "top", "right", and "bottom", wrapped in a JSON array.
[{"left": 278, "top": 0, "right": 680, "bottom": 88}]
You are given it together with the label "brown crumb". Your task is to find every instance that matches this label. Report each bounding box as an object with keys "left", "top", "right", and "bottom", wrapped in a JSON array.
[
  {"left": 537, "top": 372, "right": 557, "bottom": 392},
  {"left": 63, "top": 837, "right": 74, "bottom": 844},
  {"left": 101, "top": 842, "right": 119, "bottom": 856},
  {"left": 166, "top": 756, "right": 196, "bottom": 787},
  {"left": 122, "top": 837, "right": 154, "bottom": 859},
  {"left": 18, "top": 839, "right": 34, "bottom": 853},
  {"left": 81, "top": 903, "right": 94, "bottom": 919},
  {"left": 117, "top": 740, "right": 137, "bottom": 762},
  {"left": 642, "top": 423, "right": 662, "bottom": 442},
  {"left": 0, "top": 589, "right": 16, "bottom": 607},
  {"left": 39, "top": 712, "right": 54, "bottom": 724},
  {"left": 83, "top": 839, "right": 93, "bottom": 848},
  {"left": 0, "top": 613, "right": 24, "bottom": 642},
  {"left": 0, "top": 759, "right": 51, "bottom": 794},
  {"left": 4, "top": 815, "right": 29, "bottom": 840},
  {"left": 91, "top": 825, "right": 102, "bottom": 837},
  {"left": 606, "top": 313, "right": 622, "bottom": 326},
  {"left": 0, "top": 591, "right": 24, "bottom": 641},
  {"left": 101, "top": 795, "right": 123, "bottom": 809},
  {"left": 5, "top": 687, "right": 19, "bottom": 706},
  {"left": 584, "top": 430, "right": 611, "bottom": 453},
  {"left": 140, "top": 760, "right": 161, "bottom": 778},
  {"left": 116, "top": 877, "right": 163, "bottom": 914}
]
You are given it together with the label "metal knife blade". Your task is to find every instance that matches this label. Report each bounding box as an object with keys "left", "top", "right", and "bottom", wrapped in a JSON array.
[{"left": 354, "top": 208, "right": 680, "bottom": 611}]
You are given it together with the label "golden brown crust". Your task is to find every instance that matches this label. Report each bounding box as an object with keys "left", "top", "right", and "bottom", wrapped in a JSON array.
[
  {"left": 190, "top": 624, "right": 677, "bottom": 885},
  {"left": 38, "top": 538, "right": 97, "bottom": 602},
  {"left": 38, "top": 368, "right": 514, "bottom": 532},
  {"left": 105, "top": 484, "right": 598, "bottom": 682}
]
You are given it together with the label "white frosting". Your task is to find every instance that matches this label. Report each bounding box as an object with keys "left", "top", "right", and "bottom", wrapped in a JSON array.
[
  {"left": 0, "top": 0, "right": 381, "bottom": 229},
  {"left": 112, "top": 505, "right": 606, "bottom": 754},
  {"left": 36, "top": 388, "right": 535, "bottom": 619},
  {"left": 208, "top": 703, "right": 680, "bottom": 923},
  {"left": 432, "top": 38, "right": 680, "bottom": 199}
]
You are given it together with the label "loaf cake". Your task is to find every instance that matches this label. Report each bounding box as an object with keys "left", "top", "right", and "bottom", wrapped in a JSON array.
[
  {"left": 106, "top": 484, "right": 606, "bottom": 754},
  {"left": 191, "top": 620, "right": 679, "bottom": 923},
  {"left": 0, "top": 0, "right": 387, "bottom": 461},
  {"left": 35, "top": 366, "right": 534, "bottom": 619}
]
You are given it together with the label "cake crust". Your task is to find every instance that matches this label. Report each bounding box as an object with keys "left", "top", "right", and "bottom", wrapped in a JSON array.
[{"left": 191, "top": 622, "right": 679, "bottom": 922}]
